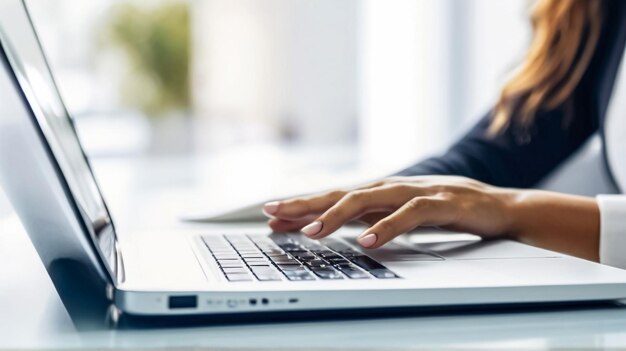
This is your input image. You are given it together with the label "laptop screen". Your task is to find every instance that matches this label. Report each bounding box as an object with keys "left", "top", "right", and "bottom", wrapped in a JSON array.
[{"left": 0, "top": 1, "right": 118, "bottom": 279}]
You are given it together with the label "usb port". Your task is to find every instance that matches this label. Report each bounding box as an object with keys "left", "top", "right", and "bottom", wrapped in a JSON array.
[{"left": 168, "top": 295, "right": 197, "bottom": 309}]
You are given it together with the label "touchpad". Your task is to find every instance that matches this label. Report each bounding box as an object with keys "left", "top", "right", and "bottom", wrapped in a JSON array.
[
  {"left": 344, "top": 231, "right": 562, "bottom": 260},
  {"left": 343, "top": 238, "right": 443, "bottom": 261},
  {"left": 406, "top": 232, "right": 563, "bottom": 259}
]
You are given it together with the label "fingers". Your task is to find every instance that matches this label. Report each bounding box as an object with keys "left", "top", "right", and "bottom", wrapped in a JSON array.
[
  {"left": 357, "top": 196, "right": 455, "bottom": 249},
  {"left": 355, "top": 212, "right": 389, "bottom": 226},
  {"left": 303, "top": 185, "right": 420, "bottom": 239},
  {"left": 263, "top": 190, "right": 347, "bottom": 220},
  {"left": 269, "top": 212, "right": 389, "bottom": 233},
  {"left": 263, "top": 178, "right": 400, "bottom": 221},
  {"left": 267, "top": 215, "right": 317, "bottom": 232}
]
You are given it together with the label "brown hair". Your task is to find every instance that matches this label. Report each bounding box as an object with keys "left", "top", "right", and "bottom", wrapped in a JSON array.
[{"left": 490, "top": 0, "right": 603, "bottom": 134}]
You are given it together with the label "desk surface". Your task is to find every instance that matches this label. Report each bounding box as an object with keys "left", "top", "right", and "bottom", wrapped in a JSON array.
[{"left": 3, "top": 151, "right": 626, "bottom": 349}]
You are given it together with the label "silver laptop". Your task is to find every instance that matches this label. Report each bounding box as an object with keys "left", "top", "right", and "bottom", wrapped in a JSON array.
[{"left": 2, "top": 0, "right": 626, "bottom": 323}]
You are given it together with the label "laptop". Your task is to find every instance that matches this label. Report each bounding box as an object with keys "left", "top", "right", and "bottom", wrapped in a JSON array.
[{"left": 2, "top": 0, "right": 626, "bottom": 324}]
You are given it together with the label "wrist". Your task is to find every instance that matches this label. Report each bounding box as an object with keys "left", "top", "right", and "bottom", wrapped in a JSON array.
[
  {"left": 504, "top": 189, "right": 600, "bottom": 260},
  {"left": 501, "top": 188, "right": 529, "bottom": 240},
  {"left": 505, "top": 189, "right": 559, "bottom": 242}
]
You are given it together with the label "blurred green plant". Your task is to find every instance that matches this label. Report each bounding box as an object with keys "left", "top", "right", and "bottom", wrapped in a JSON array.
[{"left": 101, "top": 1, "right": 190, "bottom": 115}]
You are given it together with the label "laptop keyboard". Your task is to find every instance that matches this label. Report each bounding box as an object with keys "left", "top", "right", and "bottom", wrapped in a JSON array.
[{"left": 200, "top": 233, "right": 400, "bottom": 282}]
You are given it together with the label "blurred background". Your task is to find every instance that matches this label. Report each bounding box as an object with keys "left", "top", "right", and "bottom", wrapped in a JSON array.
[
  {"left": 1, "top": 0, "right": 532, "bottom": 219},
  {"left": 26, "top": 0, "right": 529, "bottom": 163}
]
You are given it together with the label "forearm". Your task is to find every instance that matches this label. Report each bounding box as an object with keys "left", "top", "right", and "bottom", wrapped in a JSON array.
[{"left": 509, "top": 190, "right": 600, "bottom": 262}]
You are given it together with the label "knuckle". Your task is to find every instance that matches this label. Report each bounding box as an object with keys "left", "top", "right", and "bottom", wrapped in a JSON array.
[
  {"left": 345, "top": 190, "right": 369, "bottom": 203},
  {"left": 387, "top": 176, "right": 410, "bottom": 183},
  {"left": 290, "top": 199, "right": 311, "bottom": 212},
  {"left": 382, "top": 176, "right": 399, "bottom": 184},
  {"left": 407, "top": 197, "right": 429, "bottom": 210},
  {"left": 370, "top": 180, "right": 386, "bottom": 188},
  {"left": 438, "top": 191, "right": 455, "bottom": 201},
  {"left": 393, "top": 183, "right": 415, "bottom": 193},
  {"left": 327, "top": 190, "right": 347, "bottom": 200},
  {"left": 429, "top": 184, "right": 446, "bottom": 194}
]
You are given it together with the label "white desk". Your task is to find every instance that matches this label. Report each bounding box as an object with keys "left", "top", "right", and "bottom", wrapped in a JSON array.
[{"left": 3, "top": 151, "right": 626, "bottom": 349}]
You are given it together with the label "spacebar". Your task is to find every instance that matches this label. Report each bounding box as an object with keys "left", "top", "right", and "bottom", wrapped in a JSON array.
[{"left": 348, "top": 255, "right": 386, "bottom": 271}]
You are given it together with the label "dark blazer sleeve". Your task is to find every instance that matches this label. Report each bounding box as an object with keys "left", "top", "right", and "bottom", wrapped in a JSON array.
[
  {"left": 395, "top": 0, "right": 626, "bottom": 188},
  {"left": 394, "top": 105, "right": 597, "bottom": 188}
]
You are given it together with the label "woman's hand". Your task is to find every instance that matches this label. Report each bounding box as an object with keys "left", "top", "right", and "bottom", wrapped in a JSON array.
[
  {"left": 263, "top": 175, "right": 601, "bottom": 261},
  {"left": 263, "top": 176, "right": 518, "bottom": 249}
]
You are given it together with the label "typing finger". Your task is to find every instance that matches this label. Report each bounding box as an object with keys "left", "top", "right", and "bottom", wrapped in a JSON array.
[
  {"left": 302, "top": 184, "right": 421, "bottom": 239},
  {"left": 268, "top": 216, "right": 317, "bottom": 232},
  {"left": 355, "top": 212, "right": 389, "bottom": 226},
  {"left": 356, "top": 196, "right": 454, "bottom": 249},
  {"left": 263, "top": 190, "right": 347, "bottom": 220}
]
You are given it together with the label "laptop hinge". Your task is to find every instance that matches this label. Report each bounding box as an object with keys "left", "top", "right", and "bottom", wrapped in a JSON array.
[{"left": 115, "top": 240, "right": 126, "bottom": 285}]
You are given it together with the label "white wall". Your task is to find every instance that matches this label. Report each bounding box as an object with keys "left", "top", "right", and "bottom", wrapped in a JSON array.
[
  {"left": 191, "top": 0, "right": 359, "bottom": 149},
  {"left": 463, "top": 0, "right": 530, "bottom": 124},
  {"left": 359, "top": 0, "right": 530, "bottom": 173},
  {"left": 359, "top": 0, "right": 451, "bottom": 171}
]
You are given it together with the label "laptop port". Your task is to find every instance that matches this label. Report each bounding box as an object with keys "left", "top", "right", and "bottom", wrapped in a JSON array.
[
  {"left": 249, "top": 298, "right": 258, "bottom": 306},
  {"left": 168, "top": 295, "right": 197, "bottom": 309},
  {"left": 261, "top": 298, "right": 269, "bottom": 305}
]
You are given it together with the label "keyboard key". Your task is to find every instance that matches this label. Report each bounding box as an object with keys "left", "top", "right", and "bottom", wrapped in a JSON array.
[
  {"left": 259, "top": 249, "right": 280, "bottom": 255},
  {"left": 337, "top": 250, "right": 360, "bottom": 257},
  {"left": 278, "top": 244, "right": 302, "bottom": 252},
  {"left": 222, "top": 267, "right": 249, "bottom": 274},
  {"left": 255, "top": 273, "right": 283, "bottom": 281},
  {"left": 201, "top": 236, "right": 225, "bottom": 245},
  {"left": 327, "top": 257, "right": 351, "bottom": 265},
  {"left": 310, "top": 267, "right": 343, "bottom": 280},
  {"left": 272, "top": 257, "right": 299, "bottom": 264},
  {"left": 238, "top": 250, "right": 262, "bottom": 255},
  {"left": 336, "top": 266, "right": 370, "bottom": 279},
  {"left": 277, "top": 264, "right": 307, "bottom": 271},
  {"left": 266, "top": 253, "right": 287, "bottom": 259},
  {"left": 248, "top": 262, "right": 273, "bottom": 267},
  {"left": 241, "top": 256, "right": 266, "bottom": 261},
  {"left": 319, "top": 252, "right": 342, "bottom": 259},
  {"left": 218, "top": 261, "right": 245, "bottom": 268},
  {"left": 293, "top": 253, "right": 316, "bottom": 260},
  {"left": 348, "top": 255, "right": 386, "bottom": 271},
  {"left": 251, "top": 266, "right": 277, "bottom": 274},
  {"left": 226, "top": 273, "right": 253, "bottom": 281},
  {"left": 304, "top": 259, "right": 329, "bottom": 268},
  {"left": 268, "top": 234, "right": 292, "bottom": 244},
  {"left": 267, "top": 253, "right": 292, "bottom": 259},
  {"left": 322, "top": 239, "right": 352, "bottom": 252},
  {"left": 370, "top": 269, "right": 398, "bottom": 279},
  {"left": 212, "top": 250, "right": 235, "bottom": 255},
  {"left": 284, "top": 270, "right": 316, "bottom": 281},
  {"left": 303, "top": 244, "right": 326, "bottom": 251},
  {"left": 213, "top": 253, "right": 240, "bottom": 260}
]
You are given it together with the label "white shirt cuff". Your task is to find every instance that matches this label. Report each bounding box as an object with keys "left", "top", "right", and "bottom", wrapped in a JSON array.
[{"left": 597, "top": 195, "right": 626, "bottom": 269}]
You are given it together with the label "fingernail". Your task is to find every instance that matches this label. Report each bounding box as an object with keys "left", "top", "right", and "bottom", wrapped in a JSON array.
[
  {"left": 301, "top": 221, "right": 323, "bottom": 237},
  {"left": 263, "top": 201, "right": 280, "bottom": 215},
  {"left": 358, "top": 233, "right": 377, "bottom": 248}
]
